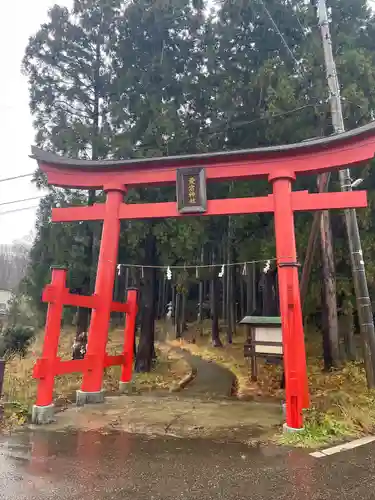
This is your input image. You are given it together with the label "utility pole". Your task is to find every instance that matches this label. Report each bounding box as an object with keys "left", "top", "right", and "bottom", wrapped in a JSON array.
[{"left": 314, "top": 0, "right": 375, "bottom": 386}]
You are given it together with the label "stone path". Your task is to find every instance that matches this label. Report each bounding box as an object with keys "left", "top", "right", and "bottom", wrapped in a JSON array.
[{"left": 169, "top": 347, "right": 235, "bottom": 400}]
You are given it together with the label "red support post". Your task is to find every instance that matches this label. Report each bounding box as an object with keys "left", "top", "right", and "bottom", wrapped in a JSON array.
[
  {"left": 120, "top": 289, "right": 138, "bottom": 390},
  {"left": 271, "top": 173, "right": 309, "bottom": 430},
  {"left": 33, "top": 267, "right": 66, "bottom": 422},
  {"left": 79, "top": 187, "right": 125, "bottom": 403}
]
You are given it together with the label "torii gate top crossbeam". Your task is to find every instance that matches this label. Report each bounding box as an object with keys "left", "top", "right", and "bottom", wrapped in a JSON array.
[{"left": 31, "top": 122, "right": 375, "bottom": 189}]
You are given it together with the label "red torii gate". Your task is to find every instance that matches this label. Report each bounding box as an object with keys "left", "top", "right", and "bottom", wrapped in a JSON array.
[{"left": 31, "top": 122, "right": 375, "bottom": 431}]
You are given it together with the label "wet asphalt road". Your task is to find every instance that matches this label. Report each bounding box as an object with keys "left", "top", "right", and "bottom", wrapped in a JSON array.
[{"left": 1, "top": 430, "right": 375, "bottom": 500}]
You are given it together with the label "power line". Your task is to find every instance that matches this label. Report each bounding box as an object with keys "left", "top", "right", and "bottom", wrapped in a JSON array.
[
  {"left": 136, "top": 100, "right": 328, "bottom": 151},
  {"left": 0, "top": 196, "right": 43, "bottom": 207},
  {"left": 0, "top": 173, "right": 34, "bottom": 183},
  {"left": 256, "top": 0, "right": 301, "bottom": 69},
  {"left": 0, "top": 205, "right": 39, "bottom": 216},
  {"left": 291, "top": 2, "right": 308, "bottom": 38},
  {"left": 204, "top": 103, "right": 324, "bottom": 142},
  {"left": 221, "top": 102, "right": 323, "bottom": 130}
]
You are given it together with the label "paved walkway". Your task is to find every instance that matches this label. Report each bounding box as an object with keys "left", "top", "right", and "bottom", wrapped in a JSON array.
[
  {"left": 2, "top": 429, "right": 375, "bottom": 499},
  {"left": 169, "top": 347, "right": 235, "bottom": 399},
  {"left": 39, "top": 394, "right": 282, "bottom": 442}
]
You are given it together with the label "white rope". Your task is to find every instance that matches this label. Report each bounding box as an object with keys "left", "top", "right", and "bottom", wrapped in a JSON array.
[{"left": 116, "top": 257, "right": 278, "bottom": 272}]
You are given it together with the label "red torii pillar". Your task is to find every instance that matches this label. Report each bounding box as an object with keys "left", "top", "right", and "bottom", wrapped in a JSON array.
[
  {"left": 271, "top": 173, "right": 309, "bottom": 429},
  {"left": 77, "top": 185, "right": 126, "bottom": 404}
]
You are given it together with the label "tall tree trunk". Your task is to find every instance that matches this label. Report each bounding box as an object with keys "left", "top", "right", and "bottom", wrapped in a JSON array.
[
  {"left": 133, "top": 269, "right": 141, "bottom": 358},
  {"left": 320, "top": 209, "right": 340, "bottom": 367},
  {"left": 225, "top": 264, "right": 231, "bottom": 340},
  {"left": 160, "top": 274, "right": 166, "bottom": 319},
  {"left": 275, "top": 267, "right": 280, "bottom": 316},
  {"left": 113, "top": 266, "right": 124, "bottom": 326},
  {"left": 171, "top": 285, "right": 176, "bottom": 326},
  {"left": 231, "top": 260, "right": 237, "bottom": 333},
  {"left": 124, "top": 267, "right": 129, "bottom": 296},
  {"left": 227, "top": 264, "right": 236, "bottom": 343},
  {"left": 321, "top": 280, "right": 333, "bottom": 371},
  {"left": 175, "top": 292, "right": 182, "bottom": 339},
  {"left": 222, "top": 258, "right": 227, "bottom": 321},
  {"left": 135, "top": 231, "right": 157, "bottom": 372},
  {"left": 181, "top": 287, "right": 187, "bottom": 332},
  {"left": 198, "top": 280, "right": 204, "bottom": 333},
  {"left": 340, "top": 297, "right": 356, "bottom": 361},
  {"left": 262, "top": 270, "right": 278, "bottom": 316},
  {"left": 198, "top": 246, "right": 204, "bottom": 335},
  {"left": 246, "top": 262, "right": 256, "bottom": 315},
  {"left": 157, "top": 275, "right": 163, "bottom": 319},
  {"left": 240, "top": 270, "right": 245, "bottom": 319},
  {"left": 203, "top": 278, "right": 208, "bottom": 308},
  {"left": 226, "top": 215, "right": 234, "bottom": 343},
  {"left": 211, "top": 251, "right": 222, "bottom": 347}
]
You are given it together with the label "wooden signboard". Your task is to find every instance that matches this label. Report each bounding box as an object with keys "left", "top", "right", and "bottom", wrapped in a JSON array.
[
  {"left": 240, "top": 316, "right": 283, "bottom": 381},
  {"left": 176, "top": 167, "right": 207, "bottom": 214}
]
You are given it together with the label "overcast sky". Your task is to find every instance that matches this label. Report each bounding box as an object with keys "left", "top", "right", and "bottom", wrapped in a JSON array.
[
  {"left": 0, "top": 0, "right": 73, "bottom": 244},
  {"left": 1, "top": 0, "right": 374, "bottom": 245}
]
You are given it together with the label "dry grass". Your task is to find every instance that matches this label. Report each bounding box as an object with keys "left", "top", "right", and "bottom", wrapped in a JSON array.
[
  {"left": 1, "top": 327, "right": 190, "bottom": 428},
  {"left": 177, "top": 322, "right": 375, "bottom": 447}
]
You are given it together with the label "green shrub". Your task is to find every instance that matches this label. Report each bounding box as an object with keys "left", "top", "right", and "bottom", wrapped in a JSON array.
[{"left": 0, "top": 325, "right": 35, "bottom": 358}]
